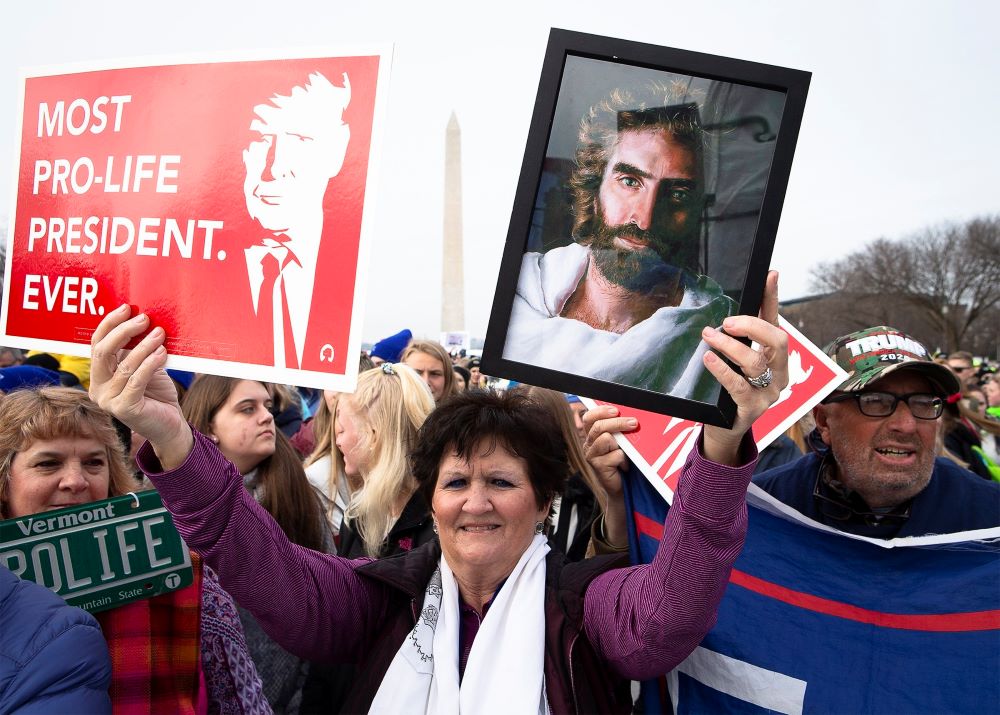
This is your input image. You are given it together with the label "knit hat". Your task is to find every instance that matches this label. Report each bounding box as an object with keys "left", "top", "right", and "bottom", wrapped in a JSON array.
[
  {"left": 453, "top": 365, "right": 471, "bottom": 387},
  {"left": 25, "top": 351, "right": 91, "bottom": 389},
  {"left": 823, "top": 326, "right": 960, "bottom": 398},
  {"left": 0, "top": 365, "right": 62, "bottom": 393},
  {"left": 371, "top": 329, "right": 412, "bottom": 363},
  {"left": 22, "top": 353, "right": 60, "bottom": 372}
]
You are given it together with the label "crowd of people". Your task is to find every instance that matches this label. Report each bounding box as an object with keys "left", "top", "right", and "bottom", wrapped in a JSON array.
[{"left": 1, "top": 279, "right": 998, "bottom": 712}]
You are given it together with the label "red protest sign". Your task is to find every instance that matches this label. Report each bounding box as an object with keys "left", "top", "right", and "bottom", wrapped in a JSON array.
[
  {"left": 580, "top": 316, "right": 847, "bottom": 503},
  {"left": 1, "top": 49, "right": 391, "bottom": 391}
]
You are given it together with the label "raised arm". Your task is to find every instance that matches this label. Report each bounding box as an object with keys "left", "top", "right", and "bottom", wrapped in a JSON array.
[
  {"left": 582, "top": 271, "right": 787, "bottom": 678},
  {"left": 137, "top": 432, "right": 387, "bottom": 662},
  {"left": 699, "top": 270, "right": 787, "bottom": 466},
  {"left": 89, "top": 306, "right": 386, "bottom": 663}
]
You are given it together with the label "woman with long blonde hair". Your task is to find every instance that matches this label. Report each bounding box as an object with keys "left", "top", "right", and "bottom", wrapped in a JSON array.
[
  {"left": 337, "top": 362, "right": 437, "bottom": 558},
  {"left": 303, "top": 355, "right": 375, "bottom": 544},
  {"left": 303, "top": 391, "right": 353, "bottom": 544}
]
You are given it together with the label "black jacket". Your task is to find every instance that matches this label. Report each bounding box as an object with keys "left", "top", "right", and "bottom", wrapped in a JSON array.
[
  {"left": 337, "top": 490, "right": 435, "bottom": 560},
  {"left": 300, "top": 490, "right": 435, "bottom": 714},
  {"left": 339, "top": 540, "right": 632, "bottom": 714}
]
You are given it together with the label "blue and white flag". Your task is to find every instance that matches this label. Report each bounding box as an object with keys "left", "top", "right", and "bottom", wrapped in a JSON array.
[{"left": 623, "top": 461, "right": 1000, "bottom": 714}]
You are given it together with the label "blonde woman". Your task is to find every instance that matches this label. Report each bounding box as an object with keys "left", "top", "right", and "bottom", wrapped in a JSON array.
[
  {"left": 303, "top": 391, "right": 354, "bottom": 546},
  {"left": 303, "top": 355, "right": 376, "bottom": 543},
  {"left": 337, "top": 362, "right": 437, "bottom": 558}
]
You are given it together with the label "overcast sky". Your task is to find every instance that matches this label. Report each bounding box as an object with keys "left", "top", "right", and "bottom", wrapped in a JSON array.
[{"left": 2, "top": 0, "right": 997, "bottom": 344}]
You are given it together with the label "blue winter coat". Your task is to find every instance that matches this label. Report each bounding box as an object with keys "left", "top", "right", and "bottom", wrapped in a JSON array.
[
  {"left": 754, "top": 453, "right": 1000, "bottom": 537},
  {"left": 0, "top": 566, "right": 111, "bottom": 714}
]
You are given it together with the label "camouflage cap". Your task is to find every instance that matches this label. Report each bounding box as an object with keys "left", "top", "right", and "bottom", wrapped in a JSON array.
[{"left": 823, "top": 326, "right": 961, "bottom": 397}]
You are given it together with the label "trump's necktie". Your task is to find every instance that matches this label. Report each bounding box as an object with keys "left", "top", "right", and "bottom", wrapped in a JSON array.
[{"left": 259, "top": 252, "right": 299, "bottom": 369}]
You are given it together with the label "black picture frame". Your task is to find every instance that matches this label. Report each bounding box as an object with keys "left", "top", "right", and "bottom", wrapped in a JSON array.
[{"left": 482, "top": 28, "right": 810, "bottom": 427}]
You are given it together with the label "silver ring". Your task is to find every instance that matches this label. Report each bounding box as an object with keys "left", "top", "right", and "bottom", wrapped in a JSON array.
[{"left": 746, "top": 366, "right": 773, "bottom": 389}]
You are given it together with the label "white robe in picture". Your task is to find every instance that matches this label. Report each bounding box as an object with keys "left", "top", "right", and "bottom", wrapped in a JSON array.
[{"left": 503, "top": 243, "right": 735, "bottom": 402}]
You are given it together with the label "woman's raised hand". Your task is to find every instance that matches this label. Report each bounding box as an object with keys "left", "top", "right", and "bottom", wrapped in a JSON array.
[
  {"left": 89, "top": 305, "right": 194, "bottom": 469},
  {"left": 581, "top": 405, "right": 637, "bottom": 548},
  {"left": 699, "top": 270, "right": 788, "bottom": 465},
  {"left": 582, "top": 405, "right": 636, "bottom": 497}
]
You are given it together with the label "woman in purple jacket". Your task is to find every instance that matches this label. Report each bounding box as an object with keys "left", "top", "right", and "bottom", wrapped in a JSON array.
[{"left": 90, "top": 275, "right": 787, "bottom": 714}]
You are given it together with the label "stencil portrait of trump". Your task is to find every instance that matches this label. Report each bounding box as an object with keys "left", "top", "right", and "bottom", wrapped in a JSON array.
[{"left": 242, "top": 70, "right": 351, "bottom": 369}]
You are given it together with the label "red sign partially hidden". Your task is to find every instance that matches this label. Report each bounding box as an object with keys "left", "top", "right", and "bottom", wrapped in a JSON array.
[
  {"left": 582, "top": 316, "right": 847, "bottom": 503},
  {"left": 1, "top": 49, "right": 391, "bottom": 391}
]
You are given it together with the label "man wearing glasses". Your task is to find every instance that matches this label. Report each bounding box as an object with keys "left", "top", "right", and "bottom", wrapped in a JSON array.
[
  {"left": 946, "top": 350, "right": 980, "bottom": 390},
  {"left": 755, "top": 326, "right": 1000, "bottom": 538}
]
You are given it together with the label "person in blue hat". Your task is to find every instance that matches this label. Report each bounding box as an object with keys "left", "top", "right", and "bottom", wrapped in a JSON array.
[
  {"left": 370, "top": 329, "right": 412, "bottom": 365},
  {"left": 0, "top": 365, "right": 61, "bottom": 393}
]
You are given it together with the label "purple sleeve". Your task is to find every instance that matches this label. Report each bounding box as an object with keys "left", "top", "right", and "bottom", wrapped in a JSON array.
[
  {"left": 583, "top": 434, "right": 755, "bottom": 680},
  {"left": 136, "top": 430, "right": 387, "bottom": 663}
]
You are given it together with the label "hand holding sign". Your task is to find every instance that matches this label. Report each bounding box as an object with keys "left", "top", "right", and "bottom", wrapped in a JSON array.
[
  {"left": 89, "top": 305, "right": 194, "bottom": 470},
  {"left": 583, "top": 273, "right": 789, "bottom": 541},
  {"left": 700, "top": 271, "right": 788, "bottom": 465},
  {"left": 583, "top": 404, "right": 636, "bottom": 548}
]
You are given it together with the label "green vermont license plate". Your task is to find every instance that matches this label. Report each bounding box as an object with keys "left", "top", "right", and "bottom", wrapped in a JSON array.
[{"left": 0, "top": 490, "right": 192, "bottom": 613}]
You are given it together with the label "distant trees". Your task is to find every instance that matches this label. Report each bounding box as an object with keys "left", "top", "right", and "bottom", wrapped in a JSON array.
[{"left": 802, "top": 216, "right": 1000, "bottom": 356}]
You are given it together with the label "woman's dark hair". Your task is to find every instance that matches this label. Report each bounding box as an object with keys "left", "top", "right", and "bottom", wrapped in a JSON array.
[
  {"left": 182, "top": 375, "right": 326, "bottom": 551},
  {"left": 410, "top": 390, "right": 569, "bottom": 511},
  {"left": 452, "top": 365, "right": 471, "bottom": 391}
]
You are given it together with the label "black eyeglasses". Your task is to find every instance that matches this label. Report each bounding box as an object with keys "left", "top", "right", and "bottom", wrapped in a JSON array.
[{"left": 823, "top": 391, "right": 944, "bottom": 420}]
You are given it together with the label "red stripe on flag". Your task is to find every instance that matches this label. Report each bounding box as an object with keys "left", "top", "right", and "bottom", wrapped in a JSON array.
[
  {"left": 730, "top": 568, "right": 1000, "bottom": 632},
  {"left": 634, "top": 511, "right": 664, "bottom": 541}
]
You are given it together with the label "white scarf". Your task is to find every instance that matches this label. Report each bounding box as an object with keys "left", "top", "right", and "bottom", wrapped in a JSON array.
[{"left": 370, "top": 535, "right": 551, "bottom": 714}]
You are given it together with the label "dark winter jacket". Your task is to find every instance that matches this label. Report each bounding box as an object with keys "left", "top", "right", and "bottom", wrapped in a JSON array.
[
  {"left": 341, "top": 540, "right": 632, "bottom": 714},
  {"left": 0, "top": 566, "right": 112, "bottom": 713},
  {"left": 754, "top": 452, "right": 1000, "bottom": 537},
  {"left": 337, "top": 490, "right": 435, "bottom": 560}
]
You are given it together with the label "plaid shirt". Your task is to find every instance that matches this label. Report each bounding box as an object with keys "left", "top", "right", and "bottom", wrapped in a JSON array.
[{"left": 96, "top": 553, "right": 203, "bottom": 714}]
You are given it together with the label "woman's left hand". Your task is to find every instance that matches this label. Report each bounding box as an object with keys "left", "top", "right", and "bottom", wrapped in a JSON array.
[
  {"left": 581, "top": 405, "right": 636, "bottom": 548},
  {"left": 700, "top": 270, "right": 788, "bottom": 466},
  {"left": 89, "top": 305, "right": 194, "bottom": 469}
]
